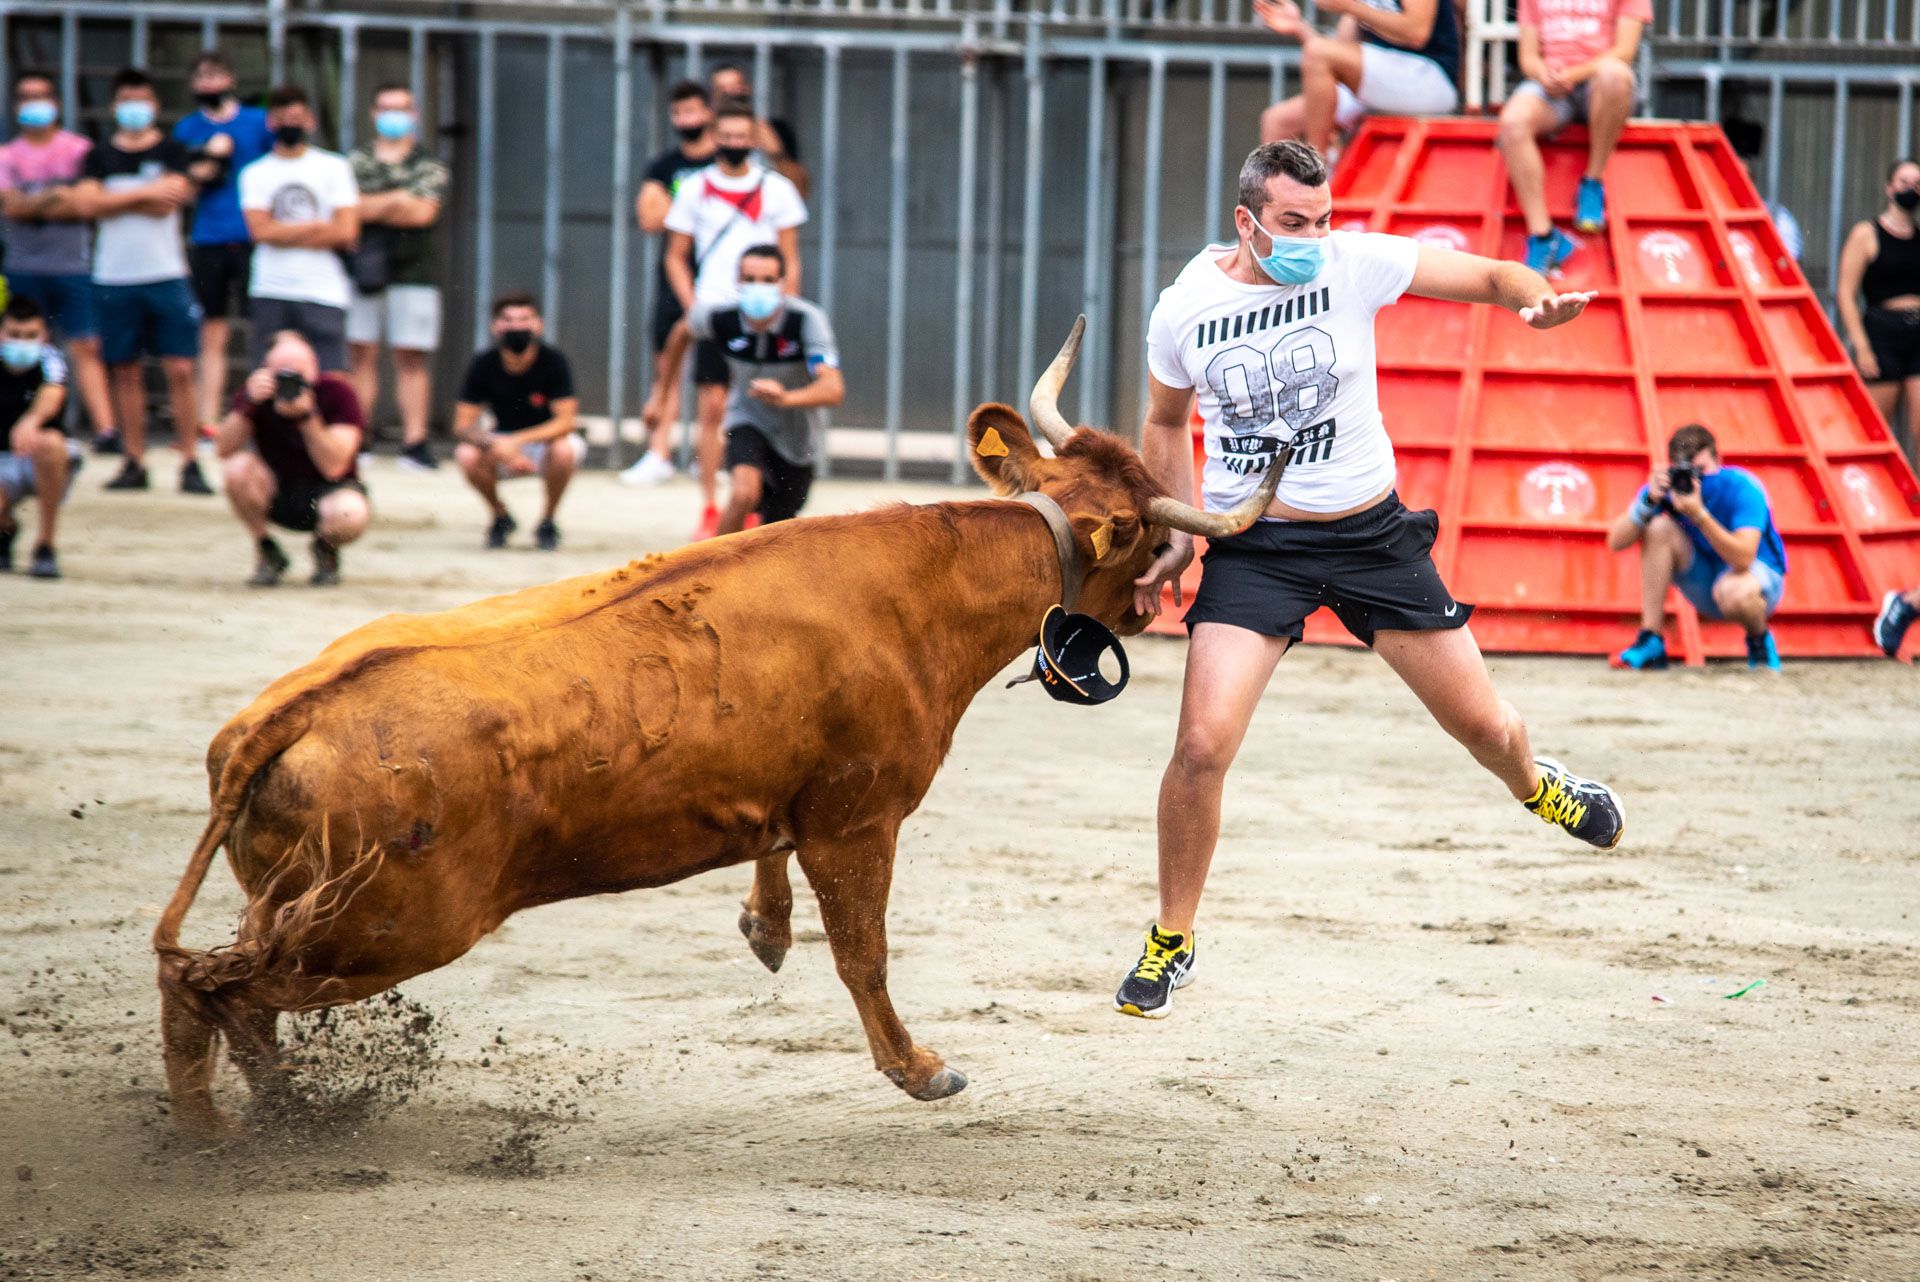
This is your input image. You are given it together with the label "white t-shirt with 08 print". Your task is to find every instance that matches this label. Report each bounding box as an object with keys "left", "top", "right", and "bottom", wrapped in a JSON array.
[
  {"left": 238, "top": 146, "right": 359, "bottom": 309},
  {"left": 1146, "top": 231, "right": 1420, "bottom": 516},
  {"left": 664, "top": 163, "right": 808, "bottom": 305}
]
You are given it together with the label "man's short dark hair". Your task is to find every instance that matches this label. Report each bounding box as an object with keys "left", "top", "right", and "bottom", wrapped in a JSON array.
[
  {"left": 713, "top": 100, "right": 756, "bottom": 125},
  {"left": 710, "top": 61, "right": 748, "bottom": 82},
  {"left": 3, "top": 295, "right": 47, "bottom": 325},
  {"left": 371, "top": 81, "right": 413, "bottom": 102},
  {"left": 491, "top": 291, "right": 540, "bottom": 318},
  {"left": 1239, "top": 141, "right": 1329, "bottom": 217},
  {"left": 267, "top": 84, "right": 309, "bottom": 112},
  {"left": 12, "top": 69, "right": 54, "bottom": 99},
  {"left": 669, "top": 79, "right": 709, "bottom": 107},
  {"left": 739, "top": 243, "right": 786, "bottom": 279},
  {"left": 112, "top": 68, "right": 156, "bottom": 97},
  {"left": 189, "top": 50, "right": 233, "bottom": 78},
  {"left": 1889, "top": 157, "right": 1919, "bottom": 182},
  {"left": 1668, "top": 423, "right": 1718, "bottom": 462}
]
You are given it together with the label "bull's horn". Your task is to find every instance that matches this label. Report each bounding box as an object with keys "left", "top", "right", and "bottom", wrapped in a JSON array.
[
  {"left": 1028, "top": 315, "right": 1086, "bottom": 450},
  {"left": 1146, "top": 446, "right": 1290, "bottom": 538}
]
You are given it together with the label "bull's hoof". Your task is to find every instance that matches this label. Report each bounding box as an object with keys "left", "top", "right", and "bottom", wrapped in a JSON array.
[
  {"left": 737, "top": 909, "right": 787, "bottom": 973},
  {"left": 173, "top": 1099, "right": 245, "bottom": 1142},
  {"left": 883, "top": 1065, "right": 968, "bottom": 1101}
]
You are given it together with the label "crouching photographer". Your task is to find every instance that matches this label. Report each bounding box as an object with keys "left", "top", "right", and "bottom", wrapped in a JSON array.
[
  {"left": 217, "top": 329, "right": 369, "bottom": 587},
  {"left": 1607, "top": 423, "right": 1787, "bottom": 671}
]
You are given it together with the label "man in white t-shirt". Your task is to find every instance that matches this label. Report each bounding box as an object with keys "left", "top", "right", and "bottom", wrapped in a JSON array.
[
  {"left": 239, "top": 85, "right": 359, "bottom": 372},
  {"left": 1112, "top": 141, "right": 1624, "bottom": 1020},
  {"left": 661, "top": 101, "right": 807, "bottom": 538}
]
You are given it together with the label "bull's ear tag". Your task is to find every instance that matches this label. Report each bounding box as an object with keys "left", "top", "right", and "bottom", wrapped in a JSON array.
[
  {"left": 1090, "top": 522, "right": 1113, "bottom": 562},
  {"left": 976, "top": 427, "right": 1009, "bottom": 458}
]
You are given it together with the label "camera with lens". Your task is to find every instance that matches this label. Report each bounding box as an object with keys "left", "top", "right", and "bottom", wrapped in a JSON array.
[
  {"left": 1667, "top": 462, "right": 1697, "bottom": 496},
  {"left": 273, "top": 369, "right": 308, "bottom": 403}
]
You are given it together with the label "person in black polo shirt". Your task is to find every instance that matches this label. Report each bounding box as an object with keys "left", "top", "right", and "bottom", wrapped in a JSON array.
[
  {"left": 0, "top": 296, "right": 77, "bottom": 578},
  {"left": 453, "top": 292, "right": 580, "bottom": 551},
  {"left": 216, "top": 329, "right": 369, "bottom": 587}
]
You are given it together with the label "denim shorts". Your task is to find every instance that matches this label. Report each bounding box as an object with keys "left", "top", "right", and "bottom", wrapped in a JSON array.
[
  {"left": 0, "top": 438, "right": 83, "bottom": 504},
  {"left": 1676, "top": 553, "right": 1785, "bottom": 620},
  {"left": 8, "top": 272, "right": 99, "bottom": 340},
  {"left": 96, "top": 278, "right": 202, "bottom": 364}
]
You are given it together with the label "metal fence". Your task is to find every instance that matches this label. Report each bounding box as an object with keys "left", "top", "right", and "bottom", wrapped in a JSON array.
[{"left": 2, "top": 0, "right": 1916, "bottom": 477}]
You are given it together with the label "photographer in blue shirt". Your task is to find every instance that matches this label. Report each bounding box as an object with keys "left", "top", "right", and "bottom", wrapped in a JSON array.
[{"left": 1607, "top": 423, "right": 1787, "bottom": 671}]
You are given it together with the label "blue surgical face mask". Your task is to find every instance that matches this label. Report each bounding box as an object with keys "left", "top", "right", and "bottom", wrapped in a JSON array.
[
  {"left": 1, "top": 339, "right": 44, "bottom": 372},
  {"left": 1246, "top": 209, "right": 1326, "bottom": 286},
  {"left": 16, "top": 100, "right": 56, "bottom": 129},
  {"left": 374, "top": 109, "right": 416, "bottom": 140},
  {"left": 738, "top": 282, "right": 783, "bottom": 322},
  {"left": 113, "top": 100, "right": 156, "bottom": 132}
]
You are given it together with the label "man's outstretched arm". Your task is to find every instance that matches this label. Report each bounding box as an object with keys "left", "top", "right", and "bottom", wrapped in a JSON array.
[{"left": 1408, "top": 244, "right": 1595, "bottom": 328}]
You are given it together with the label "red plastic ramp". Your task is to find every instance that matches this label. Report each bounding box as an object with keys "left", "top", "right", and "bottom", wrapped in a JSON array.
[{"left": 1148, "top": 117, "right": 1920, "bottom": 662}]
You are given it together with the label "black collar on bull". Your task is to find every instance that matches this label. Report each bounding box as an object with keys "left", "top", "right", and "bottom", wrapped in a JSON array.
[{"left": 1005, "top": 490, "right": 1131, "bottom": 705}]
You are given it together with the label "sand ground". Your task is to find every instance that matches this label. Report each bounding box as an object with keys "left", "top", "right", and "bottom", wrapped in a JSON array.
[{"left": 3, "top": 456, "right": 1918, "bottom": 1282}]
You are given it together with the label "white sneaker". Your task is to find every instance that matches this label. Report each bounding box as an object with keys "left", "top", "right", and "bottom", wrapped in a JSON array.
[{"left": 619, "top": 450, "right": 676, "bottom": 487}]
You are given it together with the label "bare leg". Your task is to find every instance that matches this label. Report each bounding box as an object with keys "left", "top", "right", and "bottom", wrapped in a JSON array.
[
  {"left": 1582, "top": 58, "right": 1636, "bottom": 179},
  {"left": 1157, "top": 622, "right": 1291, "bottom": 935},
  {"left": 1867, "top": 379, "right": 1900, "bottom": 427},
  {"left": 1299, "top": 31, "right": 1364, "bottom": 155},
  {"left": 315, "top": 487, "right": 371, "bottom": 546},
  {"left": 111, "top": 363, "right": 147, "bottom": 461},
  {"left": 740, "top": 853, "right": 795, "bottom": 972},
  {"left": 539, "top": 435, "right": 578, "bottom": 522},
  {"left": 454, "top": 441, "right": 507, "bottom": 517},
  {"left": 1902, "top": 375, "right": 1920, "bottom": 457},
  {"left": 649, "top": 347, "right": 684, "bottom": 458},
  {"left": 68, "top": 337, "right": 116, "bottom": 439},
  {"left": 28, "top": 433, "right": 68, "bottom": 548},
  {"left": 393, "top": 347, "right": 433, "bottom": 449},
  {"left": 196, "top": 319, "right": 231, "bottom": 427},
  {"left": 1636, "top": 513, "right": 1691, "bottom": 631},
  {"left": 1373, "top": 626, "right": 1538, "bottom": 801},
  {"left": 163, "top": 358, "right": 199, "bottom": 465},
  {"left": 1497, "top": 92, "right": 1563, "bottom": 238},
  {"left": 716, "top": 462, "right": 761, "bottom": 536},
  {"left": 1260, "top": 94, "right": 1308, "bottom": 144},
  {"left": 1710, "top": 569, "right": 1771, "bottom": 637},
  {"left": 696, "top": 384, "right": 728, "bottom": 509},
  {"left": 221, "top": 453, "right": 276, "bottom": 539},
  {"left": 797, "top": 829, "right": 964, "bottom": 1100},
  {"left": 348, "top": 342, "right": 381, "bottom": 435}
]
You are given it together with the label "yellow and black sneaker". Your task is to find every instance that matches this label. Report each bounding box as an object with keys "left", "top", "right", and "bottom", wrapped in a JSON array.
[
  {"left": 1525, "top": 756, "right": 1625, "bottom": 851},
  {"left": 1114, "top": 924, "right": 1195, "bottom": 1019}
]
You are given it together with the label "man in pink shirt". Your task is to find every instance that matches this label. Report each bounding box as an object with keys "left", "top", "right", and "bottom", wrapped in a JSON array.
[{"left": 1496, "top": 0, "right": 1652, "bottom": 274}]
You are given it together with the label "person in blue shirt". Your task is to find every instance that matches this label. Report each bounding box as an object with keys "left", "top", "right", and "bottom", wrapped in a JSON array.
[
  {"left": 1607, "top": 423, "right": 1787, "bottom": 670},
  {"left": 172, "top": 50, "right": 274, "bottom": 436}
]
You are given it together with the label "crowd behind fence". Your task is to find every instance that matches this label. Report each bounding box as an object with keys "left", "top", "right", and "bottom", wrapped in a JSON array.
[{"left": 0, "top": 0, "right": 1915, "bottom": 480}]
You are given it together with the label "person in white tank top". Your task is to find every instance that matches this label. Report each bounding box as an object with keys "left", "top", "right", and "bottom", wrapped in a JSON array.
[{"left": 1113, "top": 140, "right": 1627, "bottom": 1020}]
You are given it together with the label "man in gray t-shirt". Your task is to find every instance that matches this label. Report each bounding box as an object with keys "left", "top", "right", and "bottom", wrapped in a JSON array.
[{"left": 654, "top": 243, "right": 843, "bottom": 537}]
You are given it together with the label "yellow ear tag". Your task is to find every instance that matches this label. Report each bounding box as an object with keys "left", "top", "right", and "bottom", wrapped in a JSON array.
[
  {"left": 1090, "top": 522, "right": 1113, "bottom": 562},
  {"left": 976, "top": 426, "right": 1010, "bottom": 458}
]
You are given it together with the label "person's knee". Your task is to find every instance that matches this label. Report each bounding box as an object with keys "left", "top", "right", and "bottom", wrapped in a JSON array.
[
  {"left": 1457, "top": 702, "right": 1523, "bottom": 762},
  {"left": 453, "top": 442, "right": 490, "bottom": 482},
  {"left": 1496, "top": 100, "right": 1542, "bottom": 151},
  {"left": 28, "top": 431, "right": 66, "bottom": 468},
  {"left": 68, "top": 335, "right": 100, "bottom": 356},
  {"left": 1644, "top": 512, "right": 1685, "bottom": 550},
  {"left": 317, "top": 493, "right": 370, "bottom": 544},
  {"left": 1171, "top": 723, "right": 1239, "bottom": 780},
  {"left": 349, "top": 341, "right": 378, "bottom": 366},
  {"left": 727, "top": 473, "right": 763, "bottom": 513},
  {"left": 1713, "top": 571, "right": 1764, "bottom": 615},
  {"left": 546, "top": 437, "right": 580, "bottom": 477},
  {"left": 221, "top": 453, "right": 260, "bottom": 490},
  {"left": 1589, "top": 57, "right": 1635, "bottom": 98},
  {"left": 1261, "top": 99, "right": 1304, "bottom": 141}
]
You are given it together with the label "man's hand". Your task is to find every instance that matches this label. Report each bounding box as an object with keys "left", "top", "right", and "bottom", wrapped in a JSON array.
[
  {"left": 1668, "top": 486, "right": 1705, "bottom": 521},
  {"left": 10, "top": 420, "right": 40, "bottom": 457},
  {"left": 1519, "top": 290, "right": 1595, "bottom": 328},
  {"left": 204, "top": 133, "right": 234, "bottom": 158},
  {"left": 274, "top": 388, "right": 316, "bottom": 421},
  {"left": 752, "top": 120, "right": 786, "bottom": 159},
  {"left": 1132, "top": 535, "right": 1196, "bottom": 618},
  {"left": 244, "top": 369, "right": 278, "bottom": 404},
  {"left": 153, "top": 173, "right": 193, "bottom": 207},
  {"left": 1645, "top": 466, "right": 1672, "bottom": 504},
  {"left": 1253, "top": 0, "right": 1309, "bottom": 39},
  {"left": 746, "top": 378, "right": 789, "bottom": 408},
  {"left": 489, "top": 436, "right": 536, "bottom": 475},
  {"left": 1538, "top": 67, "right": 1572, "bottom": 96}
]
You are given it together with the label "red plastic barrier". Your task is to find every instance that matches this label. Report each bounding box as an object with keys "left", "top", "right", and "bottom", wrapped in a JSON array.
[{"left": 1147, "top": 117, "right": 1920, "bottom": 662}]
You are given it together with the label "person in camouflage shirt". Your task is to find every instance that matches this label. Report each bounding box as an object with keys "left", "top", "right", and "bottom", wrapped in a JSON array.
[{"left": 346, "top": 83, "right": 450, "bottom": 470}]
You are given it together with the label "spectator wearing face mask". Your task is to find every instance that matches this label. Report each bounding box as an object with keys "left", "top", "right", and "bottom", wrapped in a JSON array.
[
  {"left": 0, "top": 297, "right": 78, "bottom": 579},
  {"left": 619, "top": 79, "right": 718, "bottom": 489},
  {"left": 173, "top": 50, "right": 274, "bottom": 437},
  {"left": 347, "top": 84, "right": 449, "bottom": 472},
  {"left": 708, "top": 63, "right": 808, "bottom": 198},
  {"left": 661, "top": 102, "right": 807, "bottom": 539},
  {"left": 217, "top": 328, "right": 369, "bottom": 587},
  {"left": 239, "top": 85, "right": 360, "bottom": 373},
  {"left": 1837, "top": 158, "right": 1920, "bottom": 452},
  {"left": 0, "top": 70, "right": 117, "bottom": 455},
  {"left": 452, "top": 293, "right": 579, "bottom": 552},
  {"left": 66, "top": 68, "right": 207, "bottom": 496}
]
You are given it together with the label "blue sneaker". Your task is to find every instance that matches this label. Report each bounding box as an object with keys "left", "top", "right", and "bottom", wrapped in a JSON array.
[
  {"left": 1611, "top": 629, "right": 1668, "bottom": 670},
  {"left": 1874, "top": 590, "right": 1917, "bottom": 657},
  {"left": 1745, "top": 630, "right": 1781, "bottom": 672},
  {"left": 1524, "top": 227, "right": 1577, "bottom": 274},
  {"left": 1574, "top": 177, "right": 1607, "bottom": 233}
]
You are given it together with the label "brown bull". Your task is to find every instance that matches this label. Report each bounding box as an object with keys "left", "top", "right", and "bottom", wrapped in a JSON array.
[{"left": 153, "top": 321, "right": 1279, "bottom": 1136}]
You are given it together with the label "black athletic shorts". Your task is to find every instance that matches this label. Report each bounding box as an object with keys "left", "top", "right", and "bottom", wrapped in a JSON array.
[
  {"left": 724, "top": 427, "right": 812, "bottom": 523},
  {"left": 269, "top": 477, "right": 366, "bottom": 534},
  {"left": 1184, "top": 492, "right": 1473, "bottom": 647},
  {"left": 188, "top": 242, "right": 252, "bottom": 320},
  {"left": 1864, "top": 307, "right": 1920, "bottom": 382},
  {"left": 692, "top": 337, "right": 730, "bottom": 386}
]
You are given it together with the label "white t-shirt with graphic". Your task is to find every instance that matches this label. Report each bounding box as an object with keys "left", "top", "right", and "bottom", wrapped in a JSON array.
[
  {"left": 238, "top": 147, "right": 359, "bottom": 308},
  {"left": 1146, "top": 231, "right": 1420, "bottom": 515},
  {"left": 663, "top": 164, "right": 808, "bottom": 305}
]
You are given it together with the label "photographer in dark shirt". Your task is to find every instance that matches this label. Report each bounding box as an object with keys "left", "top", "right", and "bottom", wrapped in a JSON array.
[{"left": 216, "top": 329, "right": 369, "bottom": 587}]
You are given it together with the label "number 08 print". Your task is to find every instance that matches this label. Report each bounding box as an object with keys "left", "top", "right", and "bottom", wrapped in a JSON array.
[{"left": 1203, "top": 325, "right": 1341, "bottom": 447}]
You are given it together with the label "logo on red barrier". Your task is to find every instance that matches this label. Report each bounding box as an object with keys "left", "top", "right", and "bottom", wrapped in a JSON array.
[
  {"left": 1636, "top": 231, "right": 1702, "bottom": 287},
  {"left": 1520, "top": 462, "right": 1596, "bottom": 520},
  {"left": 1412, "top": 224, "right": 1471, "bottom": 253},
  {"left": 1726, "top": 229, "right": 1767, "bottom": 288},
  {"left": 1840, "top": 464, "right": 1884, "bottom": 521}
]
